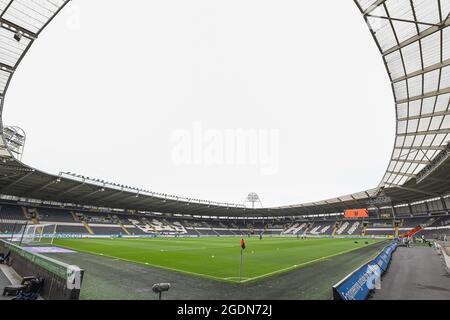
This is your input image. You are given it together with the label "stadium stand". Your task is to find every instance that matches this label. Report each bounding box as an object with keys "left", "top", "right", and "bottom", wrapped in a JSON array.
[
  {"left": 0, "top": 205, "right": 26, "bottom": 221},
  {"left": 55, "top": 225, "right": 86, "bottom": 234},
  {"left": 0, "top": 0, "right": 448, "bottom": 222},
  {"left": 38, "top": 208, "right": 76, "bottom": 222},
  {"left": 90, "top": 226, "right": 124, "bottom": 235},
  {"left": 1, "top": 202, "right": 449, "bottom": 239},
  {"left": 0, "top": 0, "right": 449, "bottom": 301}
]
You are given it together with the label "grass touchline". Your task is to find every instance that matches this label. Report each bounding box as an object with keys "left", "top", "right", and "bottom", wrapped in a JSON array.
[{"left": 53, "top": 237, "right": 383, "bottom": 283}]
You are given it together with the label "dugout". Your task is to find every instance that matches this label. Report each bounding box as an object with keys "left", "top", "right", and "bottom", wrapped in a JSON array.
[{"left": 0, "top": 240, "right": 84, "bottom": 300}]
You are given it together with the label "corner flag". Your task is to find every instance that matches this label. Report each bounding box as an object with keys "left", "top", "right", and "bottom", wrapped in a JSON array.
[
  {"left": 239, "top": 238, "right": 246, "bottom": 281},
  {"left": 240, "top": 238, "right": 246, "bottom": 250}
]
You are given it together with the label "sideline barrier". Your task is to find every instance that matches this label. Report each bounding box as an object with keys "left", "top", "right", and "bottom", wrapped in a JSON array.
[
  {"left": 332, "top": 240, "right": 397, "bottom": 300},
  {"left": 443, "top": 248, "right": 450, "bottom": 273},
  {"left": 0, "top": 240, "right": 84, "bottom": 300},
  {"left": 2, "top": 233, "right": 390, "bottom": 240},
  {"left": 303, "top": 234, "right": 387, "bottom": 239},
  {"left": 436, "top": 243, "right": 450, "bottom": 274}
]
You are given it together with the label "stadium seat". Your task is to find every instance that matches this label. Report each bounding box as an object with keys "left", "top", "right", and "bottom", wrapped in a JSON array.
[
  {"left": 3, "top": 276, "right": 44, "bottom": 300},
  {"left": 0, "top": 251, "right": 10, "bottom": 264},
  {"left": 2, "top": 284, "right": 25, "bottom": 297}
]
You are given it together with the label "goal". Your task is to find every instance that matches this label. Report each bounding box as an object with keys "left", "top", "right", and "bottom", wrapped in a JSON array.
[{"left": 15, "top": 223, "right": 58, "bottom": 245}]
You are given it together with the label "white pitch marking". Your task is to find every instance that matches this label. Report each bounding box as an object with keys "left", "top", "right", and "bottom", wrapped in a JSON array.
[
  {"left": 240, "top": 244, "right": 380, "bottom": 283},
  {"left": 224, "top": 277, "right": 249, "bottom": 281}
]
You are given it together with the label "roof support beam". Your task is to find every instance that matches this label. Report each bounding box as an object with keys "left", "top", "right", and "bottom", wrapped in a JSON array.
[
  {"left": 391, "top": 158, "right": 430, "bottom": 165},
  {"left": 0, "top": 18, "right": 37, "bottom": 40},
  {"left": 396, "top": 87, "right": 450, "bottom": 104},
  {"left": 0, "top": 62, "right": 14, "bottom": 72},
  {"left": 0, "top": 170, "right": 34, "bottom": 193},
  {"left": 56, "top": 182, "right": 86, "bottom": 197},
  {"left": 0, "top": 172, "right": 25, "bottom": 182},
  {"left": 395, "top": 185, "right": 441, "bottom": 197},
  {"left": 393, "top": 59, "right": 450, "bottom": 83},
  {"left": 386, "top": 171, "right": 416, "bottom": 178},
  {"left": 122, "top": 196, "right": 158, "bottom": 208},
  {"left": 367, "top": 15, "right": 440, "bottom": 27},
  {"left": 349, "top": 195, "right": 366, "bottom": 208},
  {"left": 398, "top": 109, "right": 450, "bottom": 121},
  {"left": 425, "top": 177, "right": 450, "bottom": 183},
  {"left": 394, "top": 145, "right": 446, "bottom": 151},
  {"left": 24, "top": 178, "right": 59, "bottom": 197},
  {"left": 363, "top": 0, "right": 388, "bottom": 15},
  {"left": 383, "top": 18, "right": 450, "bottom": 56},
  {"left": 397, "top": 128, "right": 450, "bottom": 137},
  {"left": 98, "top": 190, "right": 124, "bottom": 203},
  {"left": 110, "top": 194, "right": 146, "bottom": 208},
  {"left": 78, "top": 188, "right": 105, "bottom": 201}
]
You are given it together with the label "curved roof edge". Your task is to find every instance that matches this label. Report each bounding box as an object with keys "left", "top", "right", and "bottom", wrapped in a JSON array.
[{"left": 0, "top": 1, "right": 449, "bottom": 217}]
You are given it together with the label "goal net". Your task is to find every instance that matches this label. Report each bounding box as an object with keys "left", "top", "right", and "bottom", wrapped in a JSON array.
[{"left": 14, "top": 224, "right": 57, "bottom": 245}]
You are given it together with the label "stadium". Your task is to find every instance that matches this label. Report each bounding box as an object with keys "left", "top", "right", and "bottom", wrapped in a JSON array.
[{"left": 0, "top": 0, "right": 449, "bottom": 303}]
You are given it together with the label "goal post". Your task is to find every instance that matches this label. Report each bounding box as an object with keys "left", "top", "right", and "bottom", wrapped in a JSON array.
[{"left": 17, "top": 223, "right": 58, "bottom": 246}]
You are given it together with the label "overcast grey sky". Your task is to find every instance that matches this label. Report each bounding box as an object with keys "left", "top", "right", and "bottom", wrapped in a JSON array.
[{"left": 3, "top": 1, "right": 394, "bottom": 207}]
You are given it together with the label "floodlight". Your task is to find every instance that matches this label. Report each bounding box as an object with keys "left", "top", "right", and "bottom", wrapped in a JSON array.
[{"left": 14, "top": 31, "right": 22, "bottom": 42}]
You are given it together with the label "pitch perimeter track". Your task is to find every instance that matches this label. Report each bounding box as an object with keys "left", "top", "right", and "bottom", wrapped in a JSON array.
[{"left": 43, "top": 240, "right": 387, "bottom": 300}]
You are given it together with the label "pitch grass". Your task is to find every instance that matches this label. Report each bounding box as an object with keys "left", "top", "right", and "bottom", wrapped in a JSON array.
[{"left": 54, "top": 237, "right": 382, "bottom": 283}]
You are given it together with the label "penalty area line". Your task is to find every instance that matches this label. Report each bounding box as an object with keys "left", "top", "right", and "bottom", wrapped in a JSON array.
[
  {"left": 52, "top": 243, "right": 231, "bottom": 283},
  {"left": 240, "top": 242, "right": 382, "bottom": 283},
  {"left": 223, "top": 277, "right": 249, "bottom": 280}
]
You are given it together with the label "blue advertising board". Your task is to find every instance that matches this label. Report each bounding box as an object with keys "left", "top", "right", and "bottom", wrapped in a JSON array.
[
  {"left": 332, "top": 241, "right": 397, "bottom": 300},
  {"left": 372, "top": 241, "right": 397, "bottom": 272}
]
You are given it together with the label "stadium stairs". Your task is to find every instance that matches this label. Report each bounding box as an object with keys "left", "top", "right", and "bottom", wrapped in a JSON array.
[
  {"left": 331, "top": 221, "right": 340, "bottom": 236},
  {"left": 71, "top": 211, "right": 79, "bottom": 222},
  {"left": 347, "top": 221, "right": 360, "bottom": 235},
  {"left": 22, "top": 207, "right": 40, "bottom": 225},
  {"left": 282, "top": 223, "right": 299, "bottom": 235},
  {"left": 303, "top": 223, "right": 312, "bottom": 235},
  {"left": 294, "top": 223, "right": 306, "bottom": 234},
  {"left": 335, "top": 221, "right": 349, "bottom": 235},
  {"left": 21, "top": 207, "right": 29, "bottom": 220},
  {"left": 31, "top": 209, "right": 39, "bottom": 225},
  {"left": 82, "top": 221, "right": 94, "bottom": 235},
  {"left": 119, "top": 223, "right": 130, "bottom": 235},
  {"left": 361, "top": 223, "right": 367, "bottom": 236}
]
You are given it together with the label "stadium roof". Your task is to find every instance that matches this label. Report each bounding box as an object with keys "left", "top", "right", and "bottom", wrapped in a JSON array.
[
  {"left": 0, "top": 0, "right": 449, "bottom": 217},
  {"left": 355, "top": 0, "right": 450, "bottom": 189}
]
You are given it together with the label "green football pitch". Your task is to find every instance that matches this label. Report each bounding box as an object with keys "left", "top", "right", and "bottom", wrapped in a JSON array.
[{"left": 54, "top": 237, "right": 383, "bottom": 283}]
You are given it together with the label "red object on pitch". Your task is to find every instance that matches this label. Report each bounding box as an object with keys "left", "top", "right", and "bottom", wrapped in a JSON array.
[
  {"left": 399, "top": 225, "right": 423, "bottom": 238},
  {"left": 240, "top": 238, "right": 246, "bottom": 250}
]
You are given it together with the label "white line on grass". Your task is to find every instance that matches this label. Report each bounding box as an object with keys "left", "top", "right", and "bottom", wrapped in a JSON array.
[
  {"left": 53, "top": 243, "right": 232, "bottom": 283},
  {"left": 54, "top": 239, "right": 382, "bottom": 284},
  {"left": 224, "top": 277, "right": 249, "bottom": 280},
  {"left": 239, "top": 242, "right": 382, "bottom": 283}
]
